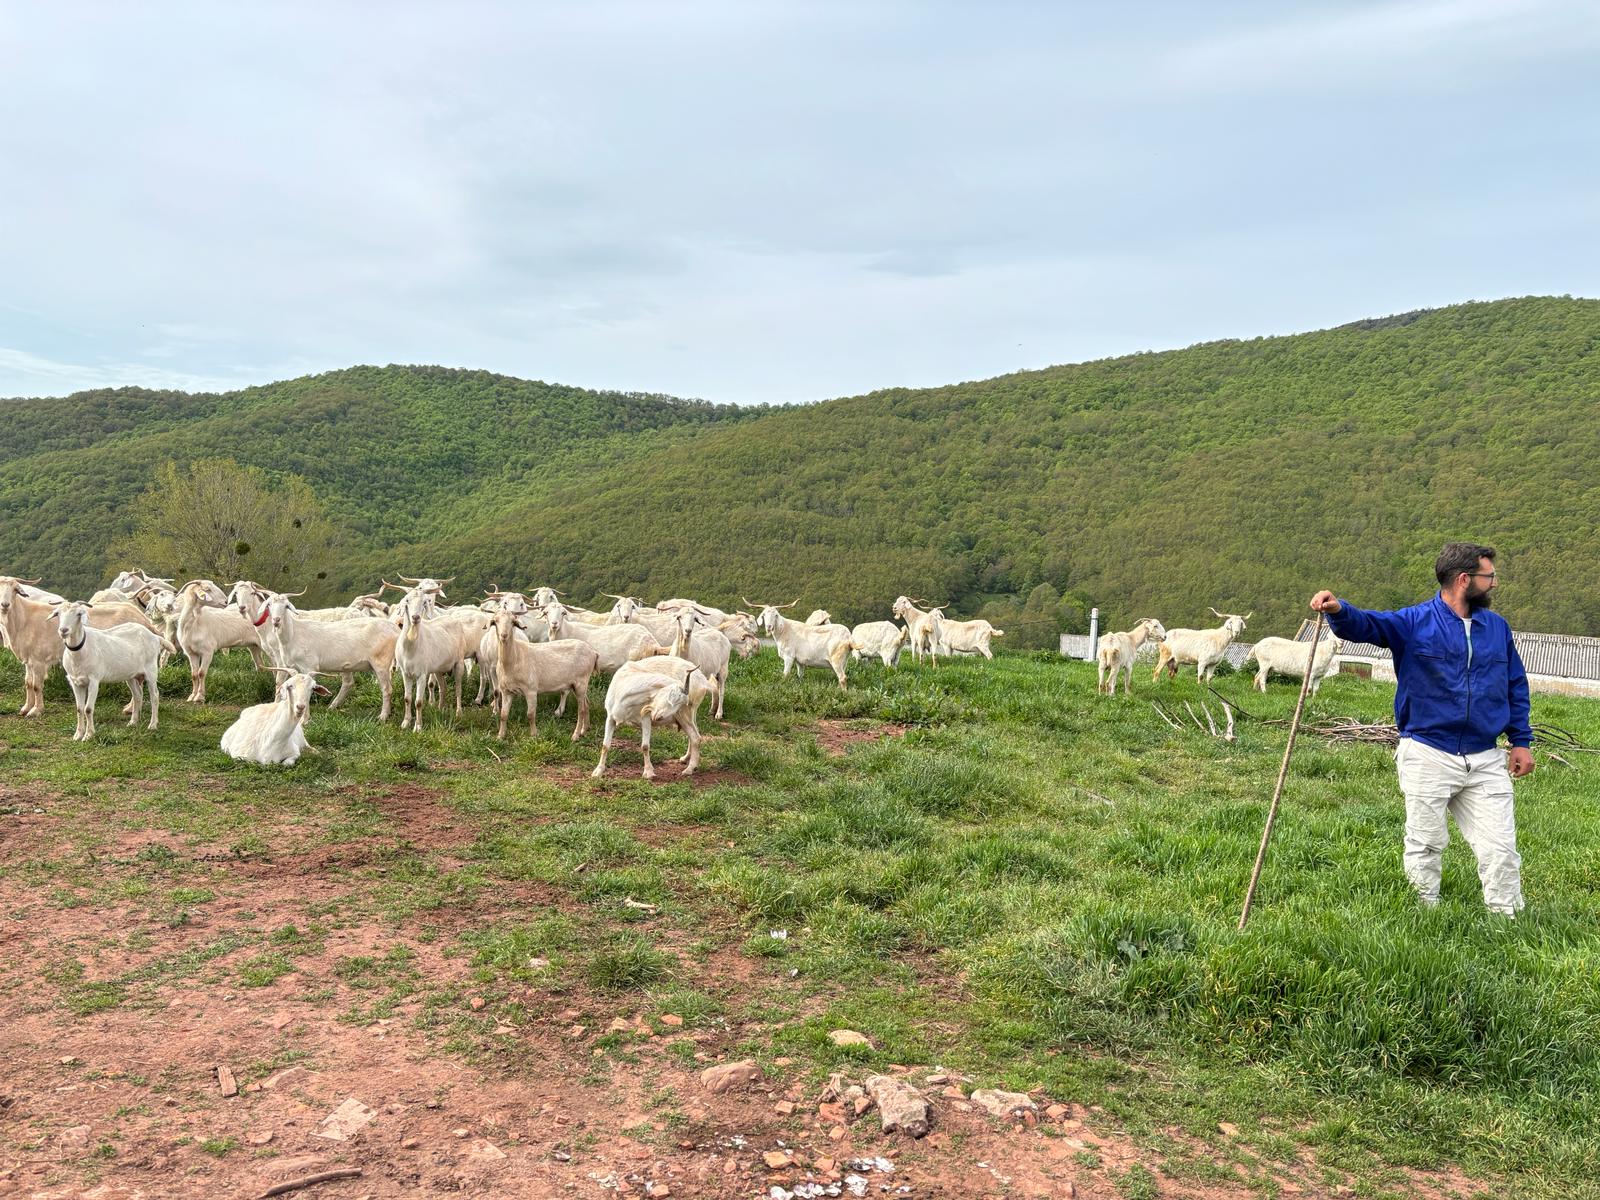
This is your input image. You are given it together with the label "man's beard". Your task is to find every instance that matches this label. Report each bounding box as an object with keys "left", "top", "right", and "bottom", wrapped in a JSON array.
[{"left": 1467, "top": 587, "right": 1494, "bottom": 612}]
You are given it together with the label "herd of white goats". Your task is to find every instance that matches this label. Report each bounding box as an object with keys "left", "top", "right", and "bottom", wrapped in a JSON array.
[
  {"left": 0, "top": 572, "right": 1008, "bottom": 777},
  {"left": 0, "top": 573, "right": 1333, "bottom": 777}
]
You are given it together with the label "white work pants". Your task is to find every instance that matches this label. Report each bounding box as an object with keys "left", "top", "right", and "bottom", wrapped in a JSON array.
[{"left": 1395, "top": 737, "right": 1523, "bottom": 915}]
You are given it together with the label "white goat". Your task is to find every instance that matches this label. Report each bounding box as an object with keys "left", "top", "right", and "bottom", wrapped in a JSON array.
[
  {"left": 542, "top": 602, "right": 664, "bottom": 672},
  {"left": 484, "top": 604, "right": 598, "bottom": 740},
  {"left": 656, "top": 598, "right": 733, "bottom": 627},
  {"left": 1096, "top": 618, "right": 1166, "bottom": 696},
  {"left": 891, "top": 596, "right": 944, "bottom": 666},
  {"left": 1154, "top": 609, "right": 1251, "bottom": 683},
  {"left": 669, "top": 609, "right": 734, "bottom": 719},
  {"left": 935, "top": 614, "right": 1004, "bottom": 660},
  {"left": 55, "top": 602, "right": 164, "bottom": 740},
  {"left": 174, "top": 579, "right": 266, "bottom": 702},
  {"left": 220, "top": 669, "right": 331, "bottom": 765},
  {"left": 393, "top": 590, "right": 468, "bottom": 731},
  {"left": 257, "top": 591, "right": 398, "bottom": 719},
  {"left": 591, "top": 657, "right": 713, "bottom": 780},
  {"left": 1242, "top": 635, "right": 1340, "bottom": 695},
  {"left": 747, "top": 598, "right": 852, "bottom": 689},
  {"left": 0, "top": 578, "right": 165, "bottom": 716},
  {"left": 804, "top": 609, "right": 832, "bottom": 626},
  {"left": 604, "top": 594, "right": 682, "bottom": 644},
  {"left": 851, "top": 620, "right": 908, "bottom": 667}
]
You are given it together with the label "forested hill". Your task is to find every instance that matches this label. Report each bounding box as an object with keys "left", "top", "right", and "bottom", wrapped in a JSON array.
[{"left": 4, "top": 297, "right": 1599, "bottom": 641}]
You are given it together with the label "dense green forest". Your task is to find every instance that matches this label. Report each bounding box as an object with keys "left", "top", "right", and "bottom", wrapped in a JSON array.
[{"left": 3, "top": 297, "right": 1598, "bottom": 641}]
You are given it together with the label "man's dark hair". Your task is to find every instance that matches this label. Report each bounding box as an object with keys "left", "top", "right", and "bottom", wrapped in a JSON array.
[{"left": 1436, "top": 542, "right": 1495, "bottom": 586}]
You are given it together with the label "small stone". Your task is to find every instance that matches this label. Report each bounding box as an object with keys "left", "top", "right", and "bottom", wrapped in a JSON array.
[
  {"left": 827, "top": 1030, "right": 870, "bottom": 1048},
  {"left": 269, "top": 1011, "right": 294, "bottom": 1030},
  {"left": 425, "top": 1100, "right": 442, "bottom": 1109},
  {"left": 828, "top": 1125, "right": 847, "bottom": 1141},
  {"left": 262, "top": 1066, "right": 309, "bottom": 1091},
  {"left": 58, "top": 1125, "right": 92, "bottom": 1151},
  {"left": 470, "top": 997, "right": 486, "bottom": 1011},
  {"left": 817, "top": 1102, "right": 846, "bottom": 1124},
  {"left": 454, "top": 1127, "right": 470, "bottom": 1138},
  {"left": 971, "top": 1088, "right": 1037, "bottom": 1119},
  {"left": 567, "top": 1024, "right": 587, "bottom": 1038},
  {"left": 865, "top": 1075, "right": 931, "bottom": 1138},
  {"left": 699, "top": 1060, "right": 762, "bottom": 1094},
  {"left": 386, "top": 1103, "right": 404, "bottom": 1114},
  {"left": 647, "top": 1185, "right": 671, "bottom": 1198},
  {"left": 1045, "top": 1103, "right": 1069, "bottom": 1120},
  {"left": 246, "top": 1130, "right": 274, "bottom": 1147},
  {"left": 316, "top": 1097, "right": 376, "bottom": 1142},
  {"left": 941, "top": 1084, "right": 965, "bottom": 1098},
  {"left": 59, "top": 1056, "right": 78, "bottom": 1066},
  {"left": 463, "top": 1138, "right": 507, "bottom": 1162},
  {"left": 763, "top": 1150, "right": 791, "bottom": 1169},
  {"left": 609, "top": 1018, "right": 634, "bottom": 1033},
  {"left": 659, "top": 1014, "right": 683, "bottom": 1027},
  {"left": 851, "top": 1095, "right": 872, "bottom": 1117},
  {"left": 814, "top": 1157, "right": 836, "bottom": 1173},
  {"left": 1218, "top": 1121, "right": 1240, "bottom": 1137},
  {"left": 774, "top": 1101, "right": 796, "bottom": 1115},
  {"left": 216, "top": 1065, "right": 239, "bottom": 1097},
  {"left": 402, "top": 1137, "right": 420, "bottom": 1149}
]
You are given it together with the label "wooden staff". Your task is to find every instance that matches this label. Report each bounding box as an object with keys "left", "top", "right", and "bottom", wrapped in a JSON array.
[{"left": 1238, "top": 612, "right": 1326, "bottom": 930}]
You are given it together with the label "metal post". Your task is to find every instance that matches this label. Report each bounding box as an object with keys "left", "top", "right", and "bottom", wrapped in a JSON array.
[{"left": 1086, "top": 607, "right": 1099, "bottom": 662}]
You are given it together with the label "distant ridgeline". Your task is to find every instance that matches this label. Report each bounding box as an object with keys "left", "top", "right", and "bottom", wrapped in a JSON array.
[{"left": 2, "top": 296, "right": 1598, "bottom": 642}]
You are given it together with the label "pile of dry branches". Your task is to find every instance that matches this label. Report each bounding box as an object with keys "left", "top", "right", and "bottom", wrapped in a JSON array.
[{"left": 1182, "top": 686, "right": 1596, "bottom": 762}]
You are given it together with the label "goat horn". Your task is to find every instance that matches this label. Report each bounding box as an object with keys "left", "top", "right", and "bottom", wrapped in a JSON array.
[
  {"left": 397, "top": 574, "right": 422, "bottom": 583},
  {"left": 742, "top": 597, "right": 762, "bottom": 609},
  {"left": 778, "top": 598, "right": 799, "bottom": 609},
  {"left": 1244, "top": 612, "right": 1253, "bottom": 620},
  {"left": 18, "top": 577, "right": 41, "bottom": 585},
  {"left": 281, "top": 589, "right": 306, "bottom": 599},
  {"left": 436, "top": 576, "right": 456, "bottom": 586},
  {"left": 1209, "top": 607, "right": 1225, "bottom": 618}
]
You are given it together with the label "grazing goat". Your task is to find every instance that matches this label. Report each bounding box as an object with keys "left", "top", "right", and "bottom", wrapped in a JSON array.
[
  {"left": 850, "top": 620, "right": 907, "bottom": 667},
  {"left": 175, "top": 579, "right": 266, "bottom": 702},
  {"left": 483, "top": 603, "right": 597, "bottom": 740},
  {"left": 1242, "top": 635, "right": 1340, "bottom": 695},
  {"left": 935, "top": 615, "right": 1004, "bottom": 660},
  {"left": 1153, "top": 609, "right": 1251, "bottom": 683},
  {"left": 591, "top": 657, "right": 713, "bottom": 780},
  {"left": 220, "top": 669, "right": 331, "bottom": 765},
  {"left": 1096, "top": 618, "right": 1166, "bottom": 696},
  {"left": 891, "top": 596, "right": 944, "bottom": 666},
  {"left": 0, "top": 578, "right": 165, "bottom": 716},
  {"left": 55, "top": 602, "right": 164, "bottom": 740},
  {"left": 747, "top": 598, "right": 852, "bottom": 689},
  {"left": 256, "top": 591, "right": 397, "bottom": 719}
]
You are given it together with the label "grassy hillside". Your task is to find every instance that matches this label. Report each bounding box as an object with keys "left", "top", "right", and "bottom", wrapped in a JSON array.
[{"left": 4, "top": 297, "right": 1599, "bottom": 638}]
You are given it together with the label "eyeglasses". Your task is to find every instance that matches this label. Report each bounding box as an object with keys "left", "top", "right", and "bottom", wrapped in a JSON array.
[{"left": 1466, "top": 572, "right": 1498, "bottom": 581}]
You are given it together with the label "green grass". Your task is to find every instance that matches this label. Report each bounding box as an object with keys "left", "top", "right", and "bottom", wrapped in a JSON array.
[{"left": 4, "top": 645, "right": 1600, "bottom": 1196}]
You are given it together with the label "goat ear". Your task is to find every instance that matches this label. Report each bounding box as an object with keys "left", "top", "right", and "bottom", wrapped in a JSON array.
[{"left": 312, "top": 683, "right": 333, "bottom": 697}]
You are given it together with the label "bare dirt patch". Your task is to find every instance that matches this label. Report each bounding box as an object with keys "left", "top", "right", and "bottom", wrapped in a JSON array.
[
  {"left": 813, "top": 718, "right": 911, "bottom": 757},
  {"left": 0, "top": 797, "right": 1487, "bottom": 1200}
]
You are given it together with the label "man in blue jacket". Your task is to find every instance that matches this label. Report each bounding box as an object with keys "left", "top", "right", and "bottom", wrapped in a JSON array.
[{"left": 1310, "top": 542, "right": 1533, "bottom": 916}]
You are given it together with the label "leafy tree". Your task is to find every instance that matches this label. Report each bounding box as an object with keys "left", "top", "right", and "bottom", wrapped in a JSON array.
[{"left": 108, "top": 458, "right": 341, "bottom": 594}]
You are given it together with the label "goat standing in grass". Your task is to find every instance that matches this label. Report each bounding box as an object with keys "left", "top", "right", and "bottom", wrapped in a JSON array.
[
  {"left": 55, "top": 601, "right": 164, "bottom": 740},
  {"left": 1096, "top": 618, "right": 1166, "bottom": 695},
  {"left": 591, "top": 657, "right": 713, "bottom": 779},
  {"left": 1242, "top": 635, "right": 1339, "bottom": 695},
  {"left": 1153, "top": 609, "right": 1250, "bottom": 683}
]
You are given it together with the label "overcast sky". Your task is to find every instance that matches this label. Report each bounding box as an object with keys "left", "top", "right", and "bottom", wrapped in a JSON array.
[{"left": 1, "top": 1, "right": 1596, "bottom": 405}]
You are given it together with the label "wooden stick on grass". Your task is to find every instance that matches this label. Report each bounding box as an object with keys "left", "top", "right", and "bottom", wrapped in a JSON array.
[{"left": 1238, "top": 612, "right": 1325, "bottom": 931}]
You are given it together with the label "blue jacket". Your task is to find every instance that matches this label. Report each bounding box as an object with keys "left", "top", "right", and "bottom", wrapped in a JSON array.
[{"left": 1328, "top": 593, "right": 1532, "bottom": 754}]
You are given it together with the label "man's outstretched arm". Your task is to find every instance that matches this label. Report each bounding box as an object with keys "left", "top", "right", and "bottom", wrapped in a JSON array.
[{"left": 1308, "top": 591, "right": 1410, "bottom": 650}]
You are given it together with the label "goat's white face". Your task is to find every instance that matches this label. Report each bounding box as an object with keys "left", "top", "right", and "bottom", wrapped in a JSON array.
[
  {"left": 109, "top": 570, "right": 144, "bottom": 593},
  {"left": 263, "top": 594, "right": 292, "bottom": 634},
  {"left": 757, "top": 606, "right": 784, "bottom": 635},
  {"left": 1143, "top": 618, "right": 1168, "bottom": 642},
  {"left": 0, "top": 579, "right": 18, "bottom": 616},
  {"left": 891, "top": 595, "right": 913, "bottom": 619},
  {"left": 647, "top": 683, "right": 689, "bottom": 722},
  {"left": 531, "top": 587, "right": 560, "bottom": 608},
  {"left": 56, "top": 602, "right": 90, "bottom": 648},
  {"left": 399, "top": 593, "right": 430, "bottom": 642},
  {"left": 609, "top": 596, "right": 640, "bottom": 624},
  {"left": 1226, "top": 615, "right": 1247, "bottom": 636}
]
